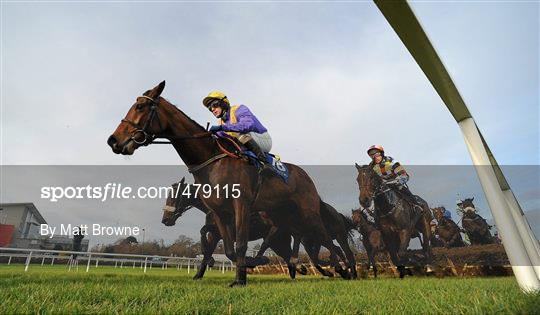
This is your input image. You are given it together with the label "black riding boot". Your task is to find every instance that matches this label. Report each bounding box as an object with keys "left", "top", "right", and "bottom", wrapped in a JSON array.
[{"left": 244, "top": 139, "right": 271, "bottom": 172}]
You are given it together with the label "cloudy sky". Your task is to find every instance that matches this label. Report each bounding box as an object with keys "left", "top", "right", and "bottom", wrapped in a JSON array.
[
  {"left": 1, "top": 2, "right": 538, "bottom": 245},
  {"left": 2, "top": 1, "right": 538, "bottom": 166}
]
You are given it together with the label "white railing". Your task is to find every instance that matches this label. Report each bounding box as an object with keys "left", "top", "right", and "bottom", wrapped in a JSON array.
[{"left": 0, "top": 247, "right": 235, "bottom": 274}]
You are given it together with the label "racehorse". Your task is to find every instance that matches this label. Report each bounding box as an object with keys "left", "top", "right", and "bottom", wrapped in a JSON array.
[
  {"left": 351, "top": 208, "right": 385, "bottom": 277},
  {"left": 457, "top": 198, "right": 495, "bottom": 245},
  {"left": 354, "top": 164, "right": 433, "bottom": 278},
  {"left": 162, "top": 178, "right": 357, "bottom": 279},
  {"left": 108, "top": 81, "right": 350, "bottom": 286},
  {"left": 431, "top": 207, "right": 465, "bottom": 248},
  {"left": 162, "top": 178, "right": 307, "bottom": 279}
]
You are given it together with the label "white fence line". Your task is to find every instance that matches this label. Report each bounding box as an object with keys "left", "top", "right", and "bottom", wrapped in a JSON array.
[{"left": 0, "top": 247, "right": 235, "bottom": 274}]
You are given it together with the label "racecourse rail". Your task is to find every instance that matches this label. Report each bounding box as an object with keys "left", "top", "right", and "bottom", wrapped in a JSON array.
[{"left": 0, "top": 247, "right": 235, "bottom": 274}]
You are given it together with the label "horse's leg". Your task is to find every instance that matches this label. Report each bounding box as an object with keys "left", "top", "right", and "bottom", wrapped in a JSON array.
[
  {"left": 397, "top": 229, "right": 411, "bottom": 265},
  {"left": 212, "top": 214, "right": 236, "bottom": 262},
  {"left": 230, "top": 200, "right": 249, "bottom": 287},
  {"left": 320, "top": 238, "right": 350, "bottom": 279},
  {"left": 255, "top": 226, "right": 279, "bottom": 259},
  {"left": 385, "top": 232, "right": 406, "bottom": 278},
  {"left": 305, "top": 242, "right": 334, "bottom": 277},
  {"left": 194, "top": 225, "right": 220, "bottom": 280},
  {"left": 336, "top": 235, "right": 357, "bottom": 279}
]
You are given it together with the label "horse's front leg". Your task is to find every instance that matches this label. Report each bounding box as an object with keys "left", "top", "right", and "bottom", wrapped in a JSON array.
[
  {"left": 230, "top": 200, "right": 249, "bottom": 287},
  {"left": 211, "top": 213, "right": 236, "bottom": 262},
  {"left": 193, "top": 225, "right": 220, "bottom": 280}
]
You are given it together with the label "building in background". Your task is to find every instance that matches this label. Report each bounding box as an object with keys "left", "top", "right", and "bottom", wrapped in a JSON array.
[{"left": 0, "top": 203, "right": 88, "bottom": 251}]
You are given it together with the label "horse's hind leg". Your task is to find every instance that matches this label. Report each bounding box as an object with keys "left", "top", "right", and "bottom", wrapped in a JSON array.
[
  {"left": 255, "top": 225, "right": 279, "bottom": 259},
  {"left": 336, "top": 235, "right": 357, "bottom": 279},
  {"left": 305, "top": 242, "right": 333, "bottom": 277},
  {"left": 320, "top": 238, "right": 350, "bottom": 279}
]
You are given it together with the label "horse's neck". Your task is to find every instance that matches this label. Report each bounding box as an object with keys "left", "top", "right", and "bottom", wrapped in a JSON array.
[
  {"left": 162, "top": 103, "right": 219, "bottom": 167},
  {"left": 374, "top": 190, "right": 392, "bottom": 211},
  {"left": 192, "top": 198, "right": 208, "bottom": 213}
]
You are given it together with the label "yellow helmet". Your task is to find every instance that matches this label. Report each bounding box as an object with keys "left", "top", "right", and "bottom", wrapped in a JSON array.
[{"left": 203, "top": 91, "right": 230, "bottom": 108}]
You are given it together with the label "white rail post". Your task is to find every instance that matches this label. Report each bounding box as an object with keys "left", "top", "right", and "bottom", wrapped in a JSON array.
[
  {"left": 222, "top": 261, "right": 225, "bottom": 274},
  {"left": 459, "top": 118, "right": 540, "bottom": 292},
  {"left": 95, "top": 259, "right": 99, "bottom": 268},
  {"left": 41, "top": 256, "right": 45, "bottom": 266},
  {"left": 51, "top": 257, "right": 54, "bottom": 266},
  {"left": 86, "top": 254, "right": 92, "bottom": 272},
  {"left": 502, "top": 189, "right": 540, "bottom": 279},
  {"left": 144, "top": 257, "right": 148, "bottom": 273},
  {"left": 24, "top": 251, "right": 33, "bottom": 272},
  {"left": 8, "top": 256, "right": 12, "bottom": 265},
  {"left": 187, "top": 259, "right": 190, "bottom": 274}
]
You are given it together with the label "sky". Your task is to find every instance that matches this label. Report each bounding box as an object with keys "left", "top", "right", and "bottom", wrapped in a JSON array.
[
  {"left": 0, "top": 2, "right": 538, "bottom": 246},
  {"left": 1, "top": 1, "right": 538, "bottom": 166}
]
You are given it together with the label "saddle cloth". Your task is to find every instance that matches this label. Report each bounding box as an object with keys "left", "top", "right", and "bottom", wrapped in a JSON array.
[{"left": 244, "top": 151, "right": 289, "bottom": 182}]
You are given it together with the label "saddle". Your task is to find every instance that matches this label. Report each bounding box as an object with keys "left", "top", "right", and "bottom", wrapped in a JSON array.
[{"left": 216, "top": 135, "right": 289, "bottom": 182}]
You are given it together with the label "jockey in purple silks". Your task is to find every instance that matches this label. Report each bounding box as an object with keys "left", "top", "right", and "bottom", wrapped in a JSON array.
[{"left": 203, "top": 91, "right": 272, "bottom": 168}]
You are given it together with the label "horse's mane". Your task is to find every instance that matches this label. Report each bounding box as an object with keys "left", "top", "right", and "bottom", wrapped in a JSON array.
[{"left": 162, "top": 97, "right": 206, "bottom": 132}]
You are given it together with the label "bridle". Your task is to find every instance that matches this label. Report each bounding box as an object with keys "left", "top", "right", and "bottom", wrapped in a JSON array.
[
  {"left": 121, "top": 95, "right": 212, "bottom": 146},
  {"left": 162, "top": 183, "right": 193, "bottom": 218},
  {"left": 121, "top": 95, "right": 163, "bottom": 146}
]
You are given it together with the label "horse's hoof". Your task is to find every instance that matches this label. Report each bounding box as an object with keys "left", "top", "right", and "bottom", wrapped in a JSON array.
[
  {"left": 229, "top": 280, "right": 246, "bottom": 287},
  {"left": 192, "top": 275, "right": 203, "bottom": 280},
  {"left": 298, "top": 265, "right": 308, "bottom": 275}
]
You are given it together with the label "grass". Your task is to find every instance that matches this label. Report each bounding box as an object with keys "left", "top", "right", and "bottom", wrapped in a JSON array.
[{"left": 1, "top": 264, "right": 539, "bottom": 314}]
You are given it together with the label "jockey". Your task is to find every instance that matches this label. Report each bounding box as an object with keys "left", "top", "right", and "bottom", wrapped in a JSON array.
[
  {"left": 203, "top": 91, "right": 272, "bottom": 167},
  {"left": 367, "top": 145, "right": 418, "bottom": 206}
]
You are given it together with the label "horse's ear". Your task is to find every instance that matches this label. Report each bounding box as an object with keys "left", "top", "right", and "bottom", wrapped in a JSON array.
[
  {"left": 179, "top": 176, "right": 185, "bottom": 184},
  {"left": 355, "top": 163, "right": 361, "bottom": 170},
  {"left": 149, "top": 80, "right": 166, "bottom": 98},
  {"left": 471, "top": 197, "right": 474, "bottom": 201}
]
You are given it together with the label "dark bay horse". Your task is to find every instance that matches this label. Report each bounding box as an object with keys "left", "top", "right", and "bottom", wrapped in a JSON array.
[
  {"left": 431, "top": 207, "right": 465, "bottom": 248},
  {"left": 162, "top": 178, "right": 357, "bottom": 279},
  {"left": 162, "top": 178, "right": 308, "bottom": 279},
  {"left": 458, "top": 198, "right": 495, "bottom": 245},
  {"left": 354, "top": 164, "right": 433, "bottom": 278},
  {"left": 108, "top": 81, "right": 349, "bottom": 286},
  {"left": 351, "top": 208, "right": 385, "bottom": 277}
]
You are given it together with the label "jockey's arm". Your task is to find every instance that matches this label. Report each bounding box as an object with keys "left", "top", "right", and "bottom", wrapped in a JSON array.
[
  {"left": 391, "top": 161, "right": 409, "bottom": 185},
  {"left": 221, "top": 105, "right": 257, "bottom": 134}
]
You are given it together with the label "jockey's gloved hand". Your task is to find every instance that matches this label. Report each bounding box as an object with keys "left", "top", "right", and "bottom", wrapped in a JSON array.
[
  {"left": 397, "top": 176, "right": 408, "bottom": 185},
  {"left": 209, "top": 125, "right": 222, "bottom": 132}
]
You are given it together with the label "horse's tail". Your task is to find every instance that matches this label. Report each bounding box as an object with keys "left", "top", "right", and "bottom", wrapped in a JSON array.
[{"left": 319, "top": 198, "right": 356, "bottom": 242}]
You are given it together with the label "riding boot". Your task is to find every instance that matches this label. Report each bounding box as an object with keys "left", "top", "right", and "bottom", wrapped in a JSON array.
[{"left": 244, "top": 139, "right": 272, "bottom": 173}]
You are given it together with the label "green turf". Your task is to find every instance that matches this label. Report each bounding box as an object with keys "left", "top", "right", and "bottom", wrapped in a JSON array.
[{"left": 1, "top": 264, "right": 538, "bottom": 314}]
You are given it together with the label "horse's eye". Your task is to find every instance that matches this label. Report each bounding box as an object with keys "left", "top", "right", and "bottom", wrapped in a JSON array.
[{"left": 136, "top": 103, "right": 144, "bottom": 111}]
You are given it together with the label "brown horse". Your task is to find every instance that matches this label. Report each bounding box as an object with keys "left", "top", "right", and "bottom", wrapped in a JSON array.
[
  {"left": 458, "top": 198, "right": 495, "bottom": 245},
  {"left": 162, "top": 178, "right": 357, "bottom": 279},
  {"left": 431, "top": 207, "right": 465, "bottom": 248},
  {"left": 162, "top": 178, "right": 308, "bottom": 279},
  {"left": 108, "top": 81, "right": 349, "bottom": 286},
  {"left": 351, "top": 208, "right": 385, "bottom": 277},
  {"left": 354, "top": 163, "right": 433, "bottom": 278}
]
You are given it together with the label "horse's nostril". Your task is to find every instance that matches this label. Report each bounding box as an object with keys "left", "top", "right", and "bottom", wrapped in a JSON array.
[{"left": 107, "top": 135, "right": 117, "bottom": 147}]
